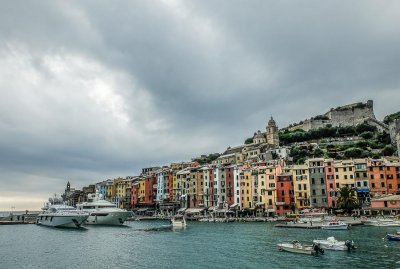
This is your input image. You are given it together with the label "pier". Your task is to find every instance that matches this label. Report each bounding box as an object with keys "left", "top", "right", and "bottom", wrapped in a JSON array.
[{"left": 0, "top": 213, "right": 38, "bottom": 225}]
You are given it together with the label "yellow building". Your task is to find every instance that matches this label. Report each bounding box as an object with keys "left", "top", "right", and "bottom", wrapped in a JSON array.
[
  {"left": 263, "top": 162, "right": 282, "bottom": 216},
  {"left": 291, "top": 164, "right": 311, "bottom": 210},
  {"left": 241, "top": 168, "right": 253, "bottom": 209},
  {"left": 334, "top": 160, "right": 356, "bottom": 189}
]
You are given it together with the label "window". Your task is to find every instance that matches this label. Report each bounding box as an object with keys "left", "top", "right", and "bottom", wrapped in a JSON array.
[
  {"left": 313, "top": 199, "right": 317, "bottom": 204},
  {"left": 335, "top": 168, "right": 338, "bottom": 172},
  {"left": 336, "top": 175, "right": 339, "bottom": 179},
  {"left": 371, "top": 183, "right": 375, "bottom": 188},
  {"left": 320, "top": 178, "right": 324, "bottom": 184},
  {"left": 281, "top": 190, "right": 285, "bottom": 196},
  {"left": 344, "top": 168, "right": 347, "bottom": 172},
  {"left": 321, "top": 189, "right": 326, "bottom": 195},
  {"left": 371, "top": 175, "right": 374, "bottom": 179},
  {"left": 389, "top": 184, "right": 392, "bottom": 189},
  {"left": 381, "top": 182, "right": 385, "bottom": 188},
  {"left": 311, "top": 178, "right": 315, "bottom": 184},
  {"left": 336, "top": 183, "right": 339, "bottom": 188},
  {"left": 349, "top": 167, "right": 353, "bottom": 171},
  {"left": 344, "top": 175, "right": 348, "bottom": 180},
  {"left": 303, "top": 184, "right": 307, "bottom": 190},
  {"left": 312, "top": 190, "right": 316, "bottom": 195},
  {"left": 380, "top": 174, "right": 384, "bottom": 179}
]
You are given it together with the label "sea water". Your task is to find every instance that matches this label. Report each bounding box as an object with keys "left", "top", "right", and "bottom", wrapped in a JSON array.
[{"left": 0, "top": 221, "right": 399, "bottom": 268}]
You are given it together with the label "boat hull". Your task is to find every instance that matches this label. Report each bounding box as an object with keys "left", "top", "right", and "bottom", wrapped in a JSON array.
[
  {"left": 37, "top": 215, "right": 89, "bottom": 228},
  {"left": 321, "top": 225, "right": 348, "bottom": 230},
  {"left": 387, "top": 234, "right": 400, "bottom": 241},
  {"left": 84, "top": 211, "right": 132, "bottom": 225},
  {"left": 277, "top": 243, "right": 316, "bottom": 255}
]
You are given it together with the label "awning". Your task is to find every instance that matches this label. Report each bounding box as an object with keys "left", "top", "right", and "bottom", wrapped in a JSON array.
[
  {"left": 181, "top": 194, "right": 186, "bottom": 198},
  {"left": 136, "top": 208, "right": 149, "bottom": 212},
  {"left": 265, "top": 208, "right": 276, "bottom": 212},
  {"left": 207, "top": 206, "right": 216, "bottom": 211},
  {"left": 185, "top": 208, "right": 204, "bottom": 214},
  {"left": 256, "top": 202, "right": 265, "bottom": 206},
  {"left": 229, "top": 203, "right": 239, "bottom": 208}
]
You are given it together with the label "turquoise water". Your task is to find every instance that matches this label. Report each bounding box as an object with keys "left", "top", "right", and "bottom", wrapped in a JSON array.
[{"left": 1, "top": 221, "right": 400, "bottom": 269}]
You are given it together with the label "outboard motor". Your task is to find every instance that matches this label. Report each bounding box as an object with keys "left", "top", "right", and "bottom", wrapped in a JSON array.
[
  {"left": 345, "top": 240, "right": 356, "bottom": 250},
  {"left": 313, "top": 243, "right": 324, "bottom": 255}
]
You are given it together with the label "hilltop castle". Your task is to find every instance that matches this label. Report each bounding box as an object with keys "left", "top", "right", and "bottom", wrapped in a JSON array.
[{"left": 284, "top": 100, "right": 388, "bottom": 133}]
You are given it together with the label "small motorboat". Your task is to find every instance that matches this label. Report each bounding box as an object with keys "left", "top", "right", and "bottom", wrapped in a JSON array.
[
  {"left": 321, "top": 220, "right": 348, "bottom": 230},
  {"left": 386, "top": 232, "right": 400, "bottom": 241},
  {"left": 277, "top": 241, "right": 324, "bottom": 255},
  {"left": 313, "top": 237, "right": 356, "bottom": 250},
  {"left": 171, "top": 215, "right": 187, "bottom": 228}
]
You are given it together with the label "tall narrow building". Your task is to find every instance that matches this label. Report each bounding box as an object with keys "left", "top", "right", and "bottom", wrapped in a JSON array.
[{"left": 266, "top": 116, "right": 279, "bottom": 146}]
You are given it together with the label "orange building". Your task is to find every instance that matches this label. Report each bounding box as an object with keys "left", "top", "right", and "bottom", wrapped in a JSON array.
[{"left": 368, "top": 159, "right": 388, "bottom": 196}]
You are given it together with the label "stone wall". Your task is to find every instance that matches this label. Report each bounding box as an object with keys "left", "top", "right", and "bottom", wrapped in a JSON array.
[{"left": 285, "top": 100, "right": 378, "bottom": 132}]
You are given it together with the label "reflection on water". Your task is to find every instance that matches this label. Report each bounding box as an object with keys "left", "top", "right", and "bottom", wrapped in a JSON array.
[{"left": 1, "top": 221, "right": 400, "bottom": 268}]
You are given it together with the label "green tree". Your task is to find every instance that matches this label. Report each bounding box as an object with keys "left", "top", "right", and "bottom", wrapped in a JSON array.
[
  {"left": 244, "top": 137, "right": 253, "bottom": 144},
  {"left": 337, "top": 186, "right": 358, "bottom": 213},
  {"left": 381, "top": 145, "right": 396, "bottom": 156}
]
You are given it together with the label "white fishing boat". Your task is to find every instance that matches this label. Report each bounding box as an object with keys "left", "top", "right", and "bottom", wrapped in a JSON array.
[
  {"left": 37, "top": 204, "right": 89, "bottom": 228},
  {"left": 171, "top": 215, "right": 187, "bottom": 228},
  {"left": 76, "top": 192, "right": 133, "bottom": 226},
  {"left": 277, "top": 241, "right": 324, "bottom": 255},
  {"left": 313, "top": 237, "right": 356, "bottom": 251},
  {"left": 321, "top": 220, "right": 348, "bottom": 230}
]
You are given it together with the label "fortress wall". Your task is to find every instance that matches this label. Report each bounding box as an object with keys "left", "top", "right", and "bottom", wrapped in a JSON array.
[{"left": 325, "top": 101, "right": 375, "bottom": 128}]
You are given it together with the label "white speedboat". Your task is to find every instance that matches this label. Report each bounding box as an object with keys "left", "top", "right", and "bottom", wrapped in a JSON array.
[
  {"left": 37, "top": 204, "right": 89, "bottom": 228},
  {"left": 277, "top": 241, "right": 324, "bottom": 255},
  {"left": 313, "top": 237, "right": 356, "bottom": 251},
  {"left": 171, "top": 215, "right": 187, "bottom": 228},
  {"left": 321, "top": 220, "right": 348, "bottom": 230},
  {"left": 76, "top": 192, "right": 133, "bottom": 226}
]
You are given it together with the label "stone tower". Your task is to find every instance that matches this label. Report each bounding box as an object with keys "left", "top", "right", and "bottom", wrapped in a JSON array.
[{"left": 266, "top": 116, "right": 279, "bottom": 146}]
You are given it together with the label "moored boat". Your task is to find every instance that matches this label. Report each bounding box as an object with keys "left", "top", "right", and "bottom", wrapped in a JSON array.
[
  {"left": 37, "top": 204, "right": 89, "bottom": 228},
  {"left": 277, "top": 241, "right": 324, "bottom": 255},
  {"left": 362, "top": 218, "right": 400, "bottom": 227},
  {"left": 171, "top": 215, "right": 187, "bottom": 228},
  {"left": 321, "top": 220, "right": 348, "bottom": 230},
  {"left": 76, "top": 192, "right": 133, "bottom": 226},
  {"left": 313, "top": 237, "right": 356, "bottom": 250},
  {"left": 386, "top": 232, "right": 400, "bottom": 241}
]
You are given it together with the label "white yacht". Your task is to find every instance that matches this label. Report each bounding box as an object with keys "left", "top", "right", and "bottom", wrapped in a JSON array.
[
  {"left": 76, "top": 192, "right": 133, "bottom": 226},
  {"left": 37, "top": 204, "right": 89, "bottom": 228}
]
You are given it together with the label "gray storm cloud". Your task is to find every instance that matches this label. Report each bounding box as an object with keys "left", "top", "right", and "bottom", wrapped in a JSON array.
[{"left": 0, "top": 0, "right": 399, "bottom": 210}]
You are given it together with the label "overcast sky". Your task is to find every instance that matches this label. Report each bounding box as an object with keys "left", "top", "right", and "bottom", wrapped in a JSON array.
[{"left": 1, "top": 1, "right": 400, "bottom": 210}]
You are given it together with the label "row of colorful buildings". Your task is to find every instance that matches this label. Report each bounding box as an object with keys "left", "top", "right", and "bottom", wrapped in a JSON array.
[{"left": 65, "top": 156, "right": 400, "bottom": 217}]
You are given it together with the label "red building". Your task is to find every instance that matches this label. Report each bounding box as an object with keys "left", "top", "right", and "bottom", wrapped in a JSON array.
[
  {"left": 324, "top": 160, "right": 336, "bottom": 208},
  {"left": 225, "top": 167, "right": 235, "bottom": 206},
  {"left": 276, "top": 173, "right": 294, "bottom": 216}
]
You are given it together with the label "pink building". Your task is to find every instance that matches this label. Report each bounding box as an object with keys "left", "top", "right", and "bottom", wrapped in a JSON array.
[{"left": 370, "top": 195, "right": 400, "bottom": 215}]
